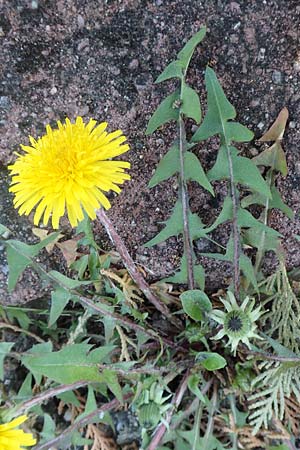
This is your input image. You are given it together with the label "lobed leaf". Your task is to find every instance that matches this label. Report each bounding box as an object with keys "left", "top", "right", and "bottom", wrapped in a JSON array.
[
  {"left": 155, "top": 60, "right": 184, "bottom": 83},
  {"left": 22, "top": 343, "right": 115, "bottom": 385},
  {"left": 148, "top": 144, "right": 213, "bottom": 194},
  {"left": 148, "top": 144, "right": 179, "bottom": 188},
  {"left": 146, "top": 90, "right": 180, "bottom": 135},
  {"left": 207, "top": 146, "right": 271, "bottom": 198}
]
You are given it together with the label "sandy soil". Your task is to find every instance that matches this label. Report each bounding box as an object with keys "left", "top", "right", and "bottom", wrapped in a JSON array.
[{"left": 0, "top": 0, "right": 299, "bottom": 304}]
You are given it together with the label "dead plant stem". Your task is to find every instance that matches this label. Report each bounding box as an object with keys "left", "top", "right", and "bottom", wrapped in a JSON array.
[{"left": 96, "top": 209, "right": 176, "bottom": 322}]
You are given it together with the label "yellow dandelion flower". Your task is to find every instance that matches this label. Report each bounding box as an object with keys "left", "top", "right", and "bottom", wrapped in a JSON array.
[
  {"left": 0, "top": 415, "right": 36, "bottom": 449},
  {"left": 9, "top": 117, "right": 131, "bottom": 229}
]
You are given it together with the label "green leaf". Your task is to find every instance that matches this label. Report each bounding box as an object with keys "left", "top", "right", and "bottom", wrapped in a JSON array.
[
  {"left": 49, "top": 288, "right": 72, "bottom": 327},
  {"left": 146, "top": 90, "right": 180, "bottom": 135},
  {"left": 22, "top": 343, "right": 114, "bottom": 384},
  {"left": 260, "top": 333, "right": 298, "bottom": 358},
  {"left": 148, "top": 146, "right": 213, "bottom": 194},
  {"left": 164, "top": 254, "right": 205, "bottom": 289},
  {"left": 177, "top": 27, "right": 206, "bottom": 71},
  {"left": 196, "top": 352, "right": 227, "bottom": 371},
  {"left": 253, "top": 141, "right": 288, "bottom": 176},
  {"left": 191, "top": 67, "right": 254, "bottom": 143},
  {"left": 204, "top": 196, "right": 233, "bottom": 233},
  {"left": 5, "top": 233, "right": 61, "bottom": 291},
  {"left": 269, "top": 185, "right": 294, "bottom": 219},
  {"left": 184, "top": 152, "right": 214, "bottom": 194},
  {"left": 148, "top": 144, "right": 179, "bottom": 188},
  {"left": 155, "top": 60, "right": 184, "bottom": 83},
  {"left": 102, "top": 369, "right": 123, "bottom": 403},
  {"left": 6, "top": 307, "right": 31, "bottom": 330},
  {"left": 16, "top": 373, "right": 33, "bottom": 401},
  {"left": 237, "top": 208, "right": 281, "bottom": 237},
  {"left": 180, "top": 290, "right": 212, "bottom": 321},
  {"left": 208, "top": 146, "right": 271, "bottom": 198},
  {"left": 187, "top": 374, "right": 209, "bottom": 404},
  {"left": 39, "top": 413, "right": 56, "bottom": 442},
  {"left": 48, "top": 270, "right": 89, "bottom": 289},
  {"left": 191, "top": 67, "right": 236, "bottom": 142},
  {"left": 145, "top": 201, "right": 183, "bottom": 247},
  {"left": 267, "top": 445, "right": 290, "bottom": 450},
  {"left": 181, "top": 83, "right": 201, "bottom": 123},
  {"left": 58, "top": 390, "right": 81, "bottom": 407},
  {"left": 0, "top": 342, "right": 14, "bottom": 380},
  {"left": 202, "top": 237, "right": 258, "bottom": 290},
  {"left": 0, "top": 223, "right": 10, "bottom": 237},
  {"left": 243, "top": 228, "right": 279, "bottom": 252},
  {"left": 226, "top": 122, "right": 254, "bottom": 142}
]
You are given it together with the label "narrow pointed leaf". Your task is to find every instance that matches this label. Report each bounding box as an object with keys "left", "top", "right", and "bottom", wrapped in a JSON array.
[
  {"left": 191, "top": 67, "right": 236, "bottom": 142},
  {"left": 164, "top": 254, "right": 205, "bottom": 289},
  {"left": 148, "top": 144, "right": 179, "bottom": 188},
  {"left": 155, "top": 61, "right": 184, "bottom": 83},
  {"left": 146, "top": 90, "right": 180, "bottom": 135},
  {"left": 269, "top": 185, "right": 294, "bottom": 219},
  {"left": 5, "top": 232, "right": 61, "bottom": 291},
  {"left": 237, "top": 209, "right": 282, "bottom": 236},
  {"left": 181, "top": 83, "right": 201, "bottom": 123},
  {"left": 49, "top": 288, "right": 72, "bottom": 327},
  {"left": 48, "top": 270, "right": 89, "bottom": 289},
  {"left": 144, "top": 201, "right": 183, "bottom": 247},
  {"left": 204, "top": 196, "right": 233, "bottom": 233},
  {"left": 102, "top": 369, "right": 123, "bottom": 403},
  {"left": 184, "top": 152, "right": 214, "bottom": 194},
  {"left": 177, "top": 26, "right": 206, "bottom": 71}
]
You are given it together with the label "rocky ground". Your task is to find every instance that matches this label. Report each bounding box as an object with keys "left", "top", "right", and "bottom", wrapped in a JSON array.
[{"left": 0, "top": 0, "right": 300, "bottom": 304}]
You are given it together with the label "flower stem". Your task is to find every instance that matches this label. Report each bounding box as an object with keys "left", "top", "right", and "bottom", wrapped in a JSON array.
[
  {"left": 225, "top": 143, "right": 240, "bottom": 300},
  {"left": 96, "top": 209, "right": 178, "bottom": 324},
  {"left": 178, "top": 114, "right": 195, "bottom": 290},
  {"left": 178, "top": 75, "right": 195, "bottom": 290}
]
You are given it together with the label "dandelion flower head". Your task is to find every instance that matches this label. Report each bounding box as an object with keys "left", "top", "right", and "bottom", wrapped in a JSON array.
[
  {"left": 0, "top": 415, "right": 36, "bottom": 449},
  {"left": 9, "top": 117, "right": 130, "bottom": 229}
]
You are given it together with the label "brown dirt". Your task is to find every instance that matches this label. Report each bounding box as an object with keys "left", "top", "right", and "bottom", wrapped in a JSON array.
[{"left": 0, "top": 0, "right": 300, "bottom": 304}]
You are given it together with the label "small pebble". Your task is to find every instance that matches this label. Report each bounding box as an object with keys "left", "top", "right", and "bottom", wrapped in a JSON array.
[
  {"left": 31, "top": 0, "right": 38, "bottom": 9},
  {"left": 257, "top": 48, "right": 265, "bottom": 61},
  {"left": 129, "top": 59, "right": 139, "bottom": 70},
  {"left": 50, "top": 86, "right": 57, "bottom": 95},
  {"left": 272, "top": 70, "right": 282, "bottom": 84},
  {"left": 257, "top": 121, "right": 265, "bottom": 130},
  {"left": 110, "top": 66, "right": 121, "bottom": 76},
  {"left": 77, "top": 14, "right": 85, "bottom": 29},
  {"left": 289, "top": 121, "right": 296, "bottom": 129},
  {"left": 0, "top": 96, "right": 10, "bottom": 110}
]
